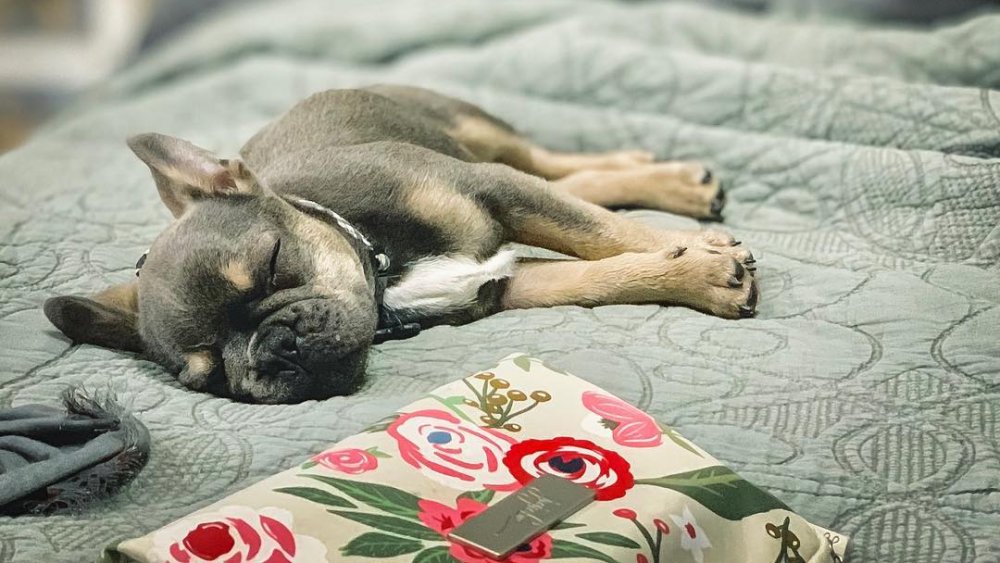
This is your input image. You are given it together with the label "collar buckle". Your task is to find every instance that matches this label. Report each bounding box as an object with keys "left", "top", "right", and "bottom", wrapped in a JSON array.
[{"left": 373, "top": 322, "right": 422, "bottom": 344}]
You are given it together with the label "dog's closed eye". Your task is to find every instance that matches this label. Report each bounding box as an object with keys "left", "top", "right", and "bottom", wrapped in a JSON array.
[
  {"left": 267, "top": 238, "right": 282, "bottom": 293},
  {"left": 266, "top": 237, "right": 300, "bottom": 293}
]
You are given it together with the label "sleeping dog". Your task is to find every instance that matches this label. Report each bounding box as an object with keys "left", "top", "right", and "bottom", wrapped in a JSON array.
[{"left": 43, "top": 85, "right": 757, "bottom": 404}]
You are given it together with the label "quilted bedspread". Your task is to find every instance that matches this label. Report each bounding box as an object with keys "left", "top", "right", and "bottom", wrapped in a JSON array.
[{"left": 1, "top": 1, "right": 998, "bottom": 561}]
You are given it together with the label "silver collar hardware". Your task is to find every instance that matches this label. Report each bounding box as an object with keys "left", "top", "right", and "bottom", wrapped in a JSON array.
[{"left": 287, "top": 197, "right": 420, "bottom": 343}]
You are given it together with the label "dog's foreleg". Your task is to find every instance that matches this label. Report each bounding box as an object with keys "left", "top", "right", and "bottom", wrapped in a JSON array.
[{"left": 502, "top": 254, "right": 758, "bottom": 319}]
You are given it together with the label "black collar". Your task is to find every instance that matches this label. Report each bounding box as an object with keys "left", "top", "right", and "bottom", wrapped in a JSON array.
[
  {"left": 283, "top": 197, "right": 421, "bottom": 343},
  {"left": 134, "top": 199, "right": 421, "bottom": 344}
]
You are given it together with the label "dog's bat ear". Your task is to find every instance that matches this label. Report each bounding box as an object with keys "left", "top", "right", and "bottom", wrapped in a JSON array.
[
  {"left": 44, "top": 281, "right": 143, "bottom": 353},
  {"left": 127, "top": 133, "right": 262, "bottom": 218}
]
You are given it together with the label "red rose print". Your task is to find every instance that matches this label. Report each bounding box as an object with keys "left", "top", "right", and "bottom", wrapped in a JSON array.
[
  {"left": 149, "top": 506, "right": 327, "bottom": 563},
  {"left": 311, "top": 448, "right": 378, "bottom": 474},
  {"left": 181, "top": 522, "right": 235, "bottom": 560},
  {"left": 418, "top": 498, "right": 552, "bottom": 563},
  {"left": 388, "top": 409, "right": 519, "bottom": 491},
  {"left": 503, "top": 437, "right": 634, "bottom": 501},
  {"left": 581, "top": 391, "right": 662, "bottom": 448}
]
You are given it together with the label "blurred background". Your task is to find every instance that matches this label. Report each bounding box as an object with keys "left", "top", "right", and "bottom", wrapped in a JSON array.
[
  {"left": 0, "top": 0, "right": 995, "bottom": 154},
  {"left": 0, "top": 0, "right": 232, "bottom": 152}
]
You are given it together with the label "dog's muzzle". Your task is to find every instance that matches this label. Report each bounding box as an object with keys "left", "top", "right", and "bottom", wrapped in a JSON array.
[{"left": 242, "top": 298, "right": 374, "bottom": 402}]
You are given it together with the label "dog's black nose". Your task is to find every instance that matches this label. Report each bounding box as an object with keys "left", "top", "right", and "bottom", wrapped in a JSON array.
[
  {"left": 263, "top": 324, "right": 300, "bottom": 359},
  {"left": 253, "top": 297, "right": 370, "bottom": 370},
  {"left": 255, "top": 324, "right": 304, "bottom": 377}
]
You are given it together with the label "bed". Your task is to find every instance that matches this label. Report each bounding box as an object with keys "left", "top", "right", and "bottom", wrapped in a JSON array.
[{"left": 1, "top": 1, "right": 998, "bottom": 561}]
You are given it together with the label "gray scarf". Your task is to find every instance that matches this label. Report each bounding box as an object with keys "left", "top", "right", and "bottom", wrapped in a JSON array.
[{"left": 0, "top": 388, "right": 150, "bottom": 515}]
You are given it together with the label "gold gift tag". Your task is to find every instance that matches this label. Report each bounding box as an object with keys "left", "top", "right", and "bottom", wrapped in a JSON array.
[{"left": 448, "top": 475, "right": 595, "bottom": 560}]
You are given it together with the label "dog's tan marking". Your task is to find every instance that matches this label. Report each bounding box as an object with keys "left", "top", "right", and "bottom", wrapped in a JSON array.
[
  {"left": 405, "top": 175, "right": 497, "bottom": 254},
  {"left": 93, "top": 280, "right": 139, "bottom": 314},
  {"left": 512, "top": 214, "right": 651, "bottom": 260},
  {"left": 285, "top": 202, "right": 370, "bottom": 299},
  {"left": 185, "top": 350, "right": 214, "bottom": 376},
  {"left": 447, "top": 115, "right": 532, "bottom": 167},
  {"left": 554, "top": 163, "right": 720, "bottom": 218},
  {"left": 221, "top": 260, "right": 253, "bottom": 291},
  {"left": 502, "top": 250, "right": 757, "bottom": 319},
  {"left": 500, "top": 176, "right": 679, "bottom": 260},
  {"left": 446, "top": 115, "right": 656, "bottom": 181},
  {"left": 527, "top": 148, "right": 655, "bottom": 180}
]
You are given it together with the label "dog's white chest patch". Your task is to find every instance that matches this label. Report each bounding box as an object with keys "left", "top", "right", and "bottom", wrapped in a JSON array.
[{"left": 383, "top": 249, "right": 517, "bottom": 316}]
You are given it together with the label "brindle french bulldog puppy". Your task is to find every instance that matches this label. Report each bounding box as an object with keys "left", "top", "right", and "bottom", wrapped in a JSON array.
[{"left": 44, "top": 85, "right": 757, "bottom": 404}]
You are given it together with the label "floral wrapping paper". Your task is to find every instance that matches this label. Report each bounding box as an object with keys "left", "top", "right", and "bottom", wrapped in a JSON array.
[{"left": 107, "top": 354, "right": 849, "bottom": 563}]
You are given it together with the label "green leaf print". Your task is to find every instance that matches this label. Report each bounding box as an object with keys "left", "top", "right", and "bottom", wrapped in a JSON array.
[
  {"left": 662, "top": 425, "right": 704, "bottom": 458},
  {"left": 575, "top": 531, "right": 641, "bottom": 549},
  {"left": 635, "top": 465, "right": 790, "bottom": 521},
  {"left": 364, "top": 414, "right": 400, "bottom": 433},
  {"left": 340, "top": 532, "right": 424, "bottom": 558},
  {"left": 274, "top": 486, "right": 357, "bottom": 509},
  {"left": 413, "top": 546, "right": 455, "bottom": 563},
  {"left": 301, "top": 474, "right": 422, "bottom": 519},
  {"left": 365, "top": 446, "right": 392, "bottom": 459},
  {"left": 457, "top": 489, "right": 496, "bottom": 504},
  {"left": 328, "top": 510, "right": 441, "bottom": 540},
  {"left": 512, "top": 355, "right": 533, "bottom": 371}
]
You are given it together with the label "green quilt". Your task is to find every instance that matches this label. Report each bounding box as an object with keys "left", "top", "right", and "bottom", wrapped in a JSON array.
[{"left": 1, "top": 1, "right": 997, "bottom": 561}]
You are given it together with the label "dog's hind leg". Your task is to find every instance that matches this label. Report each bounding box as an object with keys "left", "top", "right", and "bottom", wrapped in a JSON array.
[
  {"left": 364, "top": 85, "right": 726, "bottom": 218},
  {"left": 501, "top": 254, "right": 758, "bottom": 319},
  {"left": 465, "top": 163, "right": 750, "bottom": 266},
  {"left": 445, "top": 112, "right": 651, "bottom": 180},
  {"left": 445, "top": 113, "right": 725, "bottom": 219},
  {"left": 552, "top": 164, "right": 725, "bottom": 219}
]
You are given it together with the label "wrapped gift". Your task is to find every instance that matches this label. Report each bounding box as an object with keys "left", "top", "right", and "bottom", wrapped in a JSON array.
[{"left": 106, "top": 354, "right": 848, "bottom": 563}]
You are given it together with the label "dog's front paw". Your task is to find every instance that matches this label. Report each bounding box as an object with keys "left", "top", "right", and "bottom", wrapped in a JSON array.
[
  {"left": 658, "top": 229, "right": 755, "bottom": 272},
  {"left": 622, "top": 245, "right": 760, "bottom": 319},
  {"left": 664, "top": 248, "right": 760, "bottom": 319}
]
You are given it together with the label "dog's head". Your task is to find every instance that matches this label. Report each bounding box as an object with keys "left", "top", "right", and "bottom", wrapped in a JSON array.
[{"left": 44, "top": 134, "right": 377, "bottom": 403}]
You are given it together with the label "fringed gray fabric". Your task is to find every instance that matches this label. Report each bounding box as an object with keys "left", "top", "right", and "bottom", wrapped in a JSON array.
[{"left": 0, "top": 388, "right": 150, "bottom": 516}]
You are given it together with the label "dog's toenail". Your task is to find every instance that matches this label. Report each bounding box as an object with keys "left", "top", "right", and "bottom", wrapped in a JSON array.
[
  {"left": 732, "top": 240, "right": 741, "bottom": 246},
  {"left": 671, "top": 246, "right": 687, "bottom": 258},
  {"left": 733, "top": 260, "right": 745, "bottom": 281},
  {"left": 746, "top": 282, "right": 759, "bottom": 309},
  {"left": 710, "top": 201, "right": 723, "bottom": 215},
  {"left": 739, "top": 306, "right": 755, "bottom": 318},
  {"left": 745, "top": 252, "right": 755, "bottom": 263},
  {"left": 728, "top": 276, "right": 741, "bottom": 288},
  {"left": 701, "top": 170, "right": 713, "bottom": 185}
]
